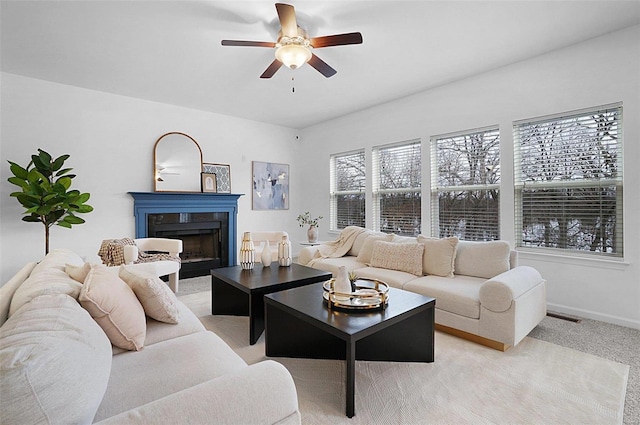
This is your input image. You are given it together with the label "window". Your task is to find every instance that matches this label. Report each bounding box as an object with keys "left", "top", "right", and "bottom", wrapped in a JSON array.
[
  {"left": 330, "top": 150, "right": 366, "bottom": 230},
  {"left": 372, "top": 140, "right": 421, "bottom": 236},
  {"left": 514, "top": 103, "right": 623, "bottom": 257},
  {"left": 431, "top": 127, "right": 500, "bottom": 240}
]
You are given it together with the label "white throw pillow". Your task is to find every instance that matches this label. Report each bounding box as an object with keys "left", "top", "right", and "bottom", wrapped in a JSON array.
[
  {"left": 417, "top": 236, "right": 459, "bottom": 278},
  {"left": 79, "top": 266, "right": 146, "bottom": 351},
  {"left": 369, "top": 241, "right": 424, "bottom": 276},
  {"left": 0, "top": 294, "right": 112, "bottom": 425},
  {"left": 356, "top": 234, "right": 395, "bottom": 264},
  {"left": 65, "top": 262, "right": 106, "bottom": 283},
  {"left": 119, "top": 265, "right": 180, "bottom": 324},
  {"left": 454, "top": 240, "right": 511, "bottom": 279}
]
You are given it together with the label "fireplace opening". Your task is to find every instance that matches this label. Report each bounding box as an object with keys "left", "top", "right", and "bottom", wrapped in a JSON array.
[{"left": 147, "top": 212, "right": 229, "bottom": 279}]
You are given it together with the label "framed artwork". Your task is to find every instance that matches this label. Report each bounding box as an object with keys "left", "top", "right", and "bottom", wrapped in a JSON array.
[
  {"left": 201, "top": 173, "right": 217, "bottom": 193},
  {"left": 252, "top": 161, "right": 289, "bottom": 210},
  {"left": 202, "top": 163, "right": 231, "bottom": 193}
]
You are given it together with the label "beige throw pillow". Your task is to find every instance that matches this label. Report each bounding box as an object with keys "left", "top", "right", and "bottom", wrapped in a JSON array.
[
  {"left": 119, "top": 266, "right": 180, "bottom": 324},
  {"left": 369, "top": 241, "right": 424, "bottom": 276},
  {"left": 65, "top": 262, "right": 106, "bottom": 283},
  {"left": 417, "top": 236, "right": 459, "bottom": 278},
  {"left": 79, "top": 266, "right": 146, "bottom": 351},
  {"left": 356, "top": 234, "right": 395, "bottom": 264},
  {"left": 455, "top": 240, "right": 511, "bottom": 279}
]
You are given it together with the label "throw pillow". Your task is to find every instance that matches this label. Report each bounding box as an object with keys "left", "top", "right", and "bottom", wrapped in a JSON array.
[
  {"left": 8, "top": 268, "right": 82, "bottom": 318},
  {"left": 79, "top": 266, "right": 146, "bottom": 351},
  {"left": 454, "top": 240, "right": 511, "bottom": 279},
  {"left": 417, "top": 236, "right": 459, "bottom": 278},
  {"left": 369, "top": 241, "right": 424, "bottom": 276},
  {"left": 119, "top": 266, "right": 180, "bottom": 324},
  {"left": 356, "top": 234, "right": 395, "bottom": 265},
  {"left": 0, "top": 294, "right": 112, "bottom": 425},
  {"left": 65, "top": 262, "right": 105, "bottom": 283}
]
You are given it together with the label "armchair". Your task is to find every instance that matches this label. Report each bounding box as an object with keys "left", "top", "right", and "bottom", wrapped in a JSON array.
[{"left": 121, "top": 238, "right": 183, "bottom": 293}]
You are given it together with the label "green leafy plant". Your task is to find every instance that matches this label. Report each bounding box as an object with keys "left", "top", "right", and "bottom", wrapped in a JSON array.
[
  {"left": 296, "top": 211, "right": 323, "bottom": 228},
  {"left": 7, "top": 149, "right": 93, "bottom": 254}
]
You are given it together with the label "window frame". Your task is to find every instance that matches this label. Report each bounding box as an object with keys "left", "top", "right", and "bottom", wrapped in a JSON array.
[{"left": 329, "top": 149, "right": 366, "bottom": 231}]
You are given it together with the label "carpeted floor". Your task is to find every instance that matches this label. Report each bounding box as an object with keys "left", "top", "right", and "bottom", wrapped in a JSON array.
[{"left": 177, "top": 276, "right": 638, "bottom": 424}]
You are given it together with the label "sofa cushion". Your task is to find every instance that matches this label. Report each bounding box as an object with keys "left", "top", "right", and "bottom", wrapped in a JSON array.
[
  {"left": 404, "top": 275, "right": 484, "bottom": 319},
  {"left": 8, "top": 267, "right": 83, "bottom": 318},
  {"left": 0, "top": 294, "right": 112, "bottom": 425},
  {"left": 309, "top": 256, "right": 368, "bottom": 276},
  {"left": 347, "top": 228, "right": 377, "bottom": 256},
  {"left": 94, "top": 331, "right": 247, "bottom": 422},
  {"left": 352, "top": 267, "right": 419, "bottom": 289},
  {"left": 369, "top": 241, "right": 424, "bottom": 276},
  {"left": 0, "top": 262, "right": 37, "bottom": 326},
  {"left": 79, "top": 266, "right": 147, "bottom": 351},
  {"left": 30, "top": 248, "right": 84, "bottom": 275},
  {"left": 356, "top": 233, "right": 395, "bottom": 264},
  {"left": 119, "top": 266, "right": 180, "bottom": 324},
  {"left": 455, "top": 240, "right": 511, "bottom": 279},
  {"left": 417, "top": 236, "right": 459, "bottom": 277}
]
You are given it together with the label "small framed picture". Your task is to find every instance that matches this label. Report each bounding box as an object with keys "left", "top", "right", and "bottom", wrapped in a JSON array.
[
  {"left": 202, "top": 163, "right": 231, "bottom": 193},
  {"left": 201, "top": 172, "right": 217, "bottom": 193}
]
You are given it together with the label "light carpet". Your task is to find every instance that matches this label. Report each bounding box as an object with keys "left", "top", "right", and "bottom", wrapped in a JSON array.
[{"left": 179, "top": 291, "right": 629, "bottom": 425}]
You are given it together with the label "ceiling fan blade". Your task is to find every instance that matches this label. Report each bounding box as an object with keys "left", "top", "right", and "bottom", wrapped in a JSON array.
[
  {"left": 307, "top": 54, "right": 337, "bottom": 78},
  {"left": 275, "top": 3, "right": 298, "bottom": 37},
  {"left": 260, "top": 59, "right": 283, "bottom": 79},
  {"left": 310, "top": 32, "right": 363, "bottom": 48},
  {"left": 221, "top": 40, "right": 276, "bottom": 48}
]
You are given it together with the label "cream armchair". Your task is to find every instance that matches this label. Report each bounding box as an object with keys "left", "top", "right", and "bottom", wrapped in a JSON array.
[{"left": 122, "top": 238, "right": 183, "bottom": 293}]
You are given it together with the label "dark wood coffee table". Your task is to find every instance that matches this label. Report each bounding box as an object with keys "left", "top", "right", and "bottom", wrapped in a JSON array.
[
  {"left": 210, "top": 263, "right": 331, "bottom": 345},
  {"left": 264, "top": 283, "right": 435, "bottom": 418}
]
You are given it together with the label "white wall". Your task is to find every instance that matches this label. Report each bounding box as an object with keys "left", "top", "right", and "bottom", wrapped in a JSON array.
[
  {"left": 0, "top": 73, "right": 305, "bottom": 282},
  {"left": 298, "top": 25, "right": 640, "bottom": 329}
]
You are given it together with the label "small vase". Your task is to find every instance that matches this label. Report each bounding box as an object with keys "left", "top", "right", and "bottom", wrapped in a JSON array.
[
  {"left": 307, "top": 225, "right": 318, "bottom": 243},
  {"left": 333, "top": 266, "right": 352, "bottom": 301},
  {"left": 261, "top": 241, "right": 272, "bottom": 267},
  {"left": 240, "top": 232, "right": 256, "bottom": 270},
  {"left": 278, "top": 235, "right": 292, "bottom": 267}
]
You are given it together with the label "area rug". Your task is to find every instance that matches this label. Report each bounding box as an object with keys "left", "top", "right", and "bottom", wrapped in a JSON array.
[{"left": 179, "top": 291, "right": 629, "bottom": 425}]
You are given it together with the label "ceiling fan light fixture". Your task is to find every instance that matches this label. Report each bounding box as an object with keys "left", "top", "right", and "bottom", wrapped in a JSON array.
[{"left": 275, "top": 36, "right": 312, "bottom": 69}]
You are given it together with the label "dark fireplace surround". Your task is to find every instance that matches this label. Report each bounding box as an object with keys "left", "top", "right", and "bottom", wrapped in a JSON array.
[{"left": 129, "top": 192, "right": 242, "bottom": 279}]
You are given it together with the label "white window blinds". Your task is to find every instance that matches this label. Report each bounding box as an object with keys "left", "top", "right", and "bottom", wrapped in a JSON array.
[
  {"left": 431, "top": 127, "right": 500, "bottom": 240},
  {"left": 372, "top": 140, "right": 421, "bottom": 236},
  {"left": 514, "top": 103, "right": 623, "bottom": 257},
  {"left": 330, "top": 150, "right": 366, "bottom": 230}
]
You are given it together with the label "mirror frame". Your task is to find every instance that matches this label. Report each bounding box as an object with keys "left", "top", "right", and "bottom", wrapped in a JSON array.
[{"left": 153, "top": 132, "right": 204, "bottom": 192}]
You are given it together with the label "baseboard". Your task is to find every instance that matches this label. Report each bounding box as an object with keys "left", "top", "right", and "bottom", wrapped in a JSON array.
[
  {"left": 546, "top": 302, "right": 640, "bottom": 330},
  {"left": 435, "top": 324, "right": 511, "bottom": 352}
]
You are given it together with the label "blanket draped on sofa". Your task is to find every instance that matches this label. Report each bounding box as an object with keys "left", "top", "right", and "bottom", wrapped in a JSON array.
[{"left": 308, "top": 226, "right": 368, "bottom": 267}]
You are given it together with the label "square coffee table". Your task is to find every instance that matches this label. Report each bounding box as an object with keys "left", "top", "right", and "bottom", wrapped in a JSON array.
[
  {"left": 264, "top": 283, "right": 435, "bottom": 418},
  {"left": 210, "top": 263, "right": 331, "bottom": 345}
]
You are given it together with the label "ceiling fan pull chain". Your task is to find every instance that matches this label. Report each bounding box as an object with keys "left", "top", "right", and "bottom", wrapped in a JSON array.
[{"left": 292, "top": 76, "right": 295, "bottom": 93}]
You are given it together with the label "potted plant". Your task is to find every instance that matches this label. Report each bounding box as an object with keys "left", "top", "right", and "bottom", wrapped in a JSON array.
[
  {"left": 7, "top": 148, "right": 94, "bottom": 254},
  {"left": 296, "top": 211, "right": 323, "bottom": 243}
]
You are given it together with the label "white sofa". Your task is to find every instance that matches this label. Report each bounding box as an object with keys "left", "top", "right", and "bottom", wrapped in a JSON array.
[
  {"left": 0, "top": 249, "right": 301, "bottom": 425},
  {"left": 298, "top": 226, "right": 547, "bottom": 351}
]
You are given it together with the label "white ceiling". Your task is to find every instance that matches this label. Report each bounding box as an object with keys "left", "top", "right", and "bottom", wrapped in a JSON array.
[{"left": 2, "top": 0, "right": 639, "bottom": 129}]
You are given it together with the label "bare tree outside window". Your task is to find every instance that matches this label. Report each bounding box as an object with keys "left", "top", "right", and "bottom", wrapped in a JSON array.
[
  {"left": 514, "top": 104, "right": 623, "bottom": 256},
  {"left": 373, "top": 140, "right": 421, "bottom": 236},
  {"left": 432, "top": 128, "right": 500, "bottom": 240}
]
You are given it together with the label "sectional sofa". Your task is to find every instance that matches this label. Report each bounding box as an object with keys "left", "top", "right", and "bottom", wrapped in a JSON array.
[
  {"left": 0, "top": 249, "right": 300, "bottom": 424},
  {"left": 298, "top": 226, "right": 547, "bottom": 351}
]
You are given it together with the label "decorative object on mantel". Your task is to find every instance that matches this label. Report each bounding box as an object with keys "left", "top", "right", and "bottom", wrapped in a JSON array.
[
  {"left": 261, "top": 241, "right": 273, "bottom": 267},
  {"left": 296, "top": 211, "right": 323, "bottom": 243},
  {"left": 252, "top": 161, "right": 289, "bottom": 210},
  {"left": 7, "top": 148, "right": 94, "bottom": 254},
  {"left": 154, "top": 132, "right": 203, "bottom": 193},
  {"left": 278, "top": 235, "right": 292, "bottom": 266},
  {"left": 240, "top": 232, "right": 256, "bottom": 270},
  {"left": 201, "top": 172, "right": 217, "bottom": 193},
  {"left": 323, "top": 275, "right": 390, "bottom": 311},
  {"left": 202, "top": 163, "right": 231, "bottom": 193}
]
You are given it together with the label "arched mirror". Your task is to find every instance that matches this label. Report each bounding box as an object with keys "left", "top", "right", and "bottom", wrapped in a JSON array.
[{"left": 154, "top": 132, "right": 203, "bottom": 192}]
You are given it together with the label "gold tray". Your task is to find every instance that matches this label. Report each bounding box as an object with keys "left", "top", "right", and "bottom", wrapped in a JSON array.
[{"left": 322, "top": 278, "right": 389, "bottom": 311}]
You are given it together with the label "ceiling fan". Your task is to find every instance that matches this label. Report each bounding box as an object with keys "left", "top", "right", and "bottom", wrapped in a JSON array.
[{"left": 221, "top": 3, "right": 363, "bottom": 79}]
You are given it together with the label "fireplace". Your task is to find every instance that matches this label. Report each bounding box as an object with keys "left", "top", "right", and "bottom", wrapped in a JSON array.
[{"left": 129, "top": 192, "right": 242, "bottom": 278}]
